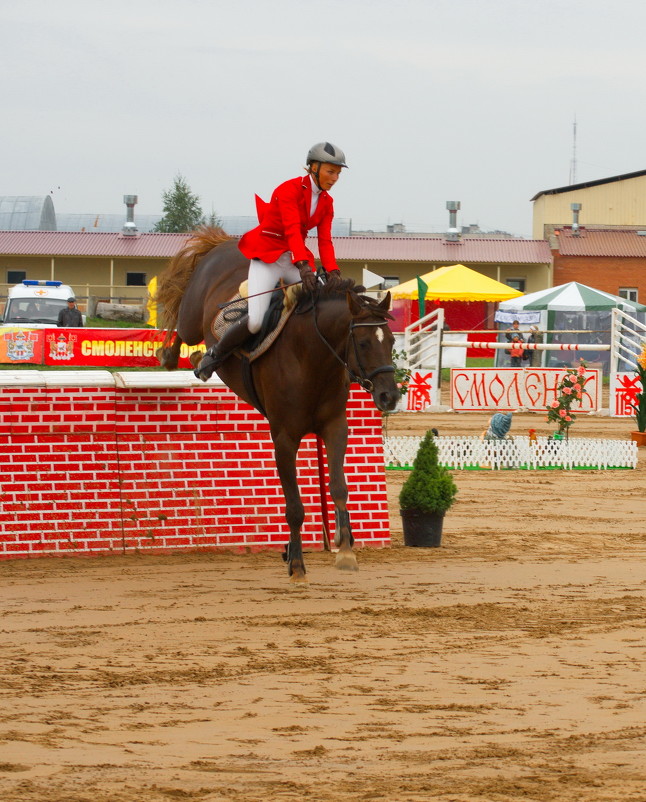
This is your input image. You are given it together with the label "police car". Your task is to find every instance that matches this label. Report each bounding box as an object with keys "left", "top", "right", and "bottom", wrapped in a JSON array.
[{"left": 2, "top": 280, "right": 85, "bottom": 328}]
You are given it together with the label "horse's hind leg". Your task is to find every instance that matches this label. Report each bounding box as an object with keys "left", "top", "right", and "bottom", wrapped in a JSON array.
[
  {"left": 273, "top": 432, "right": 308, "bottom": 583},
  {"left": 321, "top": 421, "right": 358, "bottom": 572}
]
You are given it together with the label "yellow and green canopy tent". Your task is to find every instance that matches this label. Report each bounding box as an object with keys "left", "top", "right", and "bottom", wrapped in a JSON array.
[{"left": 388, "top": 264, "right": 524, "bottom": 303}]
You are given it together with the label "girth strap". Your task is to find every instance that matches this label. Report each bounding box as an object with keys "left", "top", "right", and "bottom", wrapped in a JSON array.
[{"left": 241, "top": 357, "right": 267, "bottom": 418}]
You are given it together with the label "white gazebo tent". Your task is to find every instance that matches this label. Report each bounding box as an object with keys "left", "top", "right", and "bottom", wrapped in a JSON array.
[{"left": 497, "top": 282, "right": 646, "bottom": 370}]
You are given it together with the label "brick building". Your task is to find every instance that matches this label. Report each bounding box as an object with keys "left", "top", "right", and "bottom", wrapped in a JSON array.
[{"left": 551, "top": 227, "right": 646, "bottom": 304}]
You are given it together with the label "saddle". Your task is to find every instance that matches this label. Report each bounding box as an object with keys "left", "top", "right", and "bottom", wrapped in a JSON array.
[{"left": 211, "top": 281, "right": 300, "bottom": 363}]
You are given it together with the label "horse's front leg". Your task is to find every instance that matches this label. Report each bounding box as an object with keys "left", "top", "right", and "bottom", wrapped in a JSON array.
[
  {"left": 273, "top": 432, "right": 307, "bottom": 583},
  {"left": 156, "top": 335, "right": 183, "bottom": 371},
  {"left": 321, "top": 421, "right": 358, "bottom": 572}
]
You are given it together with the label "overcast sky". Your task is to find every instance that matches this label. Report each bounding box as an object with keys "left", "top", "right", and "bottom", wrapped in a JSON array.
[{"left": 2, "top": 0, "right": 645, "bottom": 238}]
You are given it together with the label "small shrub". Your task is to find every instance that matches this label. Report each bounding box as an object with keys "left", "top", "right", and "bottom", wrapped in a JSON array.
[{"left": 398, "top": 430, "right": 457, "bottom": 515}]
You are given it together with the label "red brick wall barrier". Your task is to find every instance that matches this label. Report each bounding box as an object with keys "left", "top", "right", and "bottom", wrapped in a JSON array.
[{"left": 0, "top": 373, "right": 390, "bottom": 559}]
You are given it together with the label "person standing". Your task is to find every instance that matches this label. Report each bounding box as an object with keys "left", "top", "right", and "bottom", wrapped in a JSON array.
[
  {"left": 57, "top": 297, "right": 83, "bottom": 327},
  {"left": 505, "top": 320, "right": 524, "bottom": 342},
  {"left": 509, "top": 335, "right": 524, "bottom": 367},
  {"left": 527, "top": 325, "right": 543, "bottom": 367}
]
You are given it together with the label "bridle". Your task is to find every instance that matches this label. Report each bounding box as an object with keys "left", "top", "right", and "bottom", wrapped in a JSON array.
[{"left": 311, "top": 299, "right": 395, "bottom": 393}]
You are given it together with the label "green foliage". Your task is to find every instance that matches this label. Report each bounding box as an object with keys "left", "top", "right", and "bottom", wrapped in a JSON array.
[
  {"left": 631, "top": 344, "right": 646, "bottom": 432},
  {"left": 153, "top": 173, "right": 205, "bottom": 233},
  {"left": 392, "top": 348, "right": 411, "bottom": 397},
  {"left": 398, "top": 430, "right": 457, "bottom": 514},
  {"left": 85, "top": 316, "right": 150, "bottom": 328},
  {"left": 206, "top": 209, "right": 222, "bottom": 228}
]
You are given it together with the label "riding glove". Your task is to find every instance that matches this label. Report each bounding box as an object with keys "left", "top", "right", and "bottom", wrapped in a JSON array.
[
  {"left": 325, "top": 269, "right": 342, "bottom": 287},
  {"left": 295, "top": 260, "right": 317, "bottom": 292}
]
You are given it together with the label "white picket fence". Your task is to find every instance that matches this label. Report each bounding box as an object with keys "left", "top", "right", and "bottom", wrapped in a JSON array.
[{"left": 383, "top": 435, "right": 638, "bottom": 470}]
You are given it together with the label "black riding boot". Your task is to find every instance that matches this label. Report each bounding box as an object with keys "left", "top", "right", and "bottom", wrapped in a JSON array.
[{"left": 195, "top": 316, "right": 250, "bottom": 381}]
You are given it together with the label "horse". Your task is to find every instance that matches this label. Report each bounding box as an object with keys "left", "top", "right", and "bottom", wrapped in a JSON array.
[{"left": 155, "top": 226, "right": 399, "bottom": 582}]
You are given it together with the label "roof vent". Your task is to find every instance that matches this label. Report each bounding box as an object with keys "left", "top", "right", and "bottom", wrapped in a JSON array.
[
  {"left": 445, "top": 201, "right": 461, "bottom": 242},
  {"left": 570, "top": 202, "right": 582, "bottom": 236},
  {"left": 122, "top": 195, "right": 138, "bottom": 236}
]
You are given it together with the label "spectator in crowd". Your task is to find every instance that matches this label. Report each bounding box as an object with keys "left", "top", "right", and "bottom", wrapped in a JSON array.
[
  {"left": 505, "top": 320, "right": 524, "bottom": 342},
  {"left": 509, "top": 334, "right": 525, "bottom": 367},
  {"left": 527, "top": 325, "right": 543, "bottom": 367},
  {"left": 57, "top": 297, "right": 83, "bottom": 327}
]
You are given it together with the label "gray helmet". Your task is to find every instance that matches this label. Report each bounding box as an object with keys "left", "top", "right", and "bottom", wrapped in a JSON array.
[{"left": 306, "top": 141, "right": 348, "bottom": 168}]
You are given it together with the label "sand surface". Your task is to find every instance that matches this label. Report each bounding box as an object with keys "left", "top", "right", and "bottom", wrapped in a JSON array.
[{"left": 1, "top": 412, "right": 645, "bottom": 801}]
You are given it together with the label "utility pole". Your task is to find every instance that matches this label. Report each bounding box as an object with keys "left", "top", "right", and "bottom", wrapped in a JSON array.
[{"left": 568, "top": 116, "right": 577, "bottom": 185}]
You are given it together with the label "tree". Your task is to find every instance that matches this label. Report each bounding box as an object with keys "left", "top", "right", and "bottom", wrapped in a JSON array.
[
  {"left": 153, "top": 173, "right": 205, "bottom": 233},
  {"left": 206, "top": 208, "right": 222, "bottom": 228}
]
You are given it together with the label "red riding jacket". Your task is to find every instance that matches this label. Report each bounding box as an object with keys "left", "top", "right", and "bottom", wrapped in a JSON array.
[{"left": 238, "top": 175, "right": 339, "bottom": 271}]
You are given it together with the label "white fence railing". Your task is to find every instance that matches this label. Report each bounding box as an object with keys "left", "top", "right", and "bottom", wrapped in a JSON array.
[{"left": 383, "top": 435, "right": 638, "bottom": 470}]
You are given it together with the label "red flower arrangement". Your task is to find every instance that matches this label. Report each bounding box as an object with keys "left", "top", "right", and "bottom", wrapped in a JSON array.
[{"left": 546, "top": 361, "right": 590, "bottom": 435}]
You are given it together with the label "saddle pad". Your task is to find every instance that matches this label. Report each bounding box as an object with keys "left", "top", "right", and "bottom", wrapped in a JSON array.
[{"left": 211, "top": 284, "right": 299, "bottom": 363}]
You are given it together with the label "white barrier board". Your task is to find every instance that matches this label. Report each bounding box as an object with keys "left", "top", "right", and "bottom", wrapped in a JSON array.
[
  {"left": 449, "top": 367, "right": 601, "bottom": 412},
  {"left": 610, "top": 371, "right": 643, "bottom": 418}
]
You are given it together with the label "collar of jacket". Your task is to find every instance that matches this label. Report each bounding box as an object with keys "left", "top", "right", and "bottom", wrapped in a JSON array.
[{"left": 300, "top": 174, "right": 328, "bottom": 200}]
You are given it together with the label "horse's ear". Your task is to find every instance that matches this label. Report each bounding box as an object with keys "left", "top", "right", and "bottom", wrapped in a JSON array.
[
  {"left": 378, "top": 292, "right": 395, "bottom": 320},
  {"left": 379, "top": 292, "right": 392, "bottom": 312}
]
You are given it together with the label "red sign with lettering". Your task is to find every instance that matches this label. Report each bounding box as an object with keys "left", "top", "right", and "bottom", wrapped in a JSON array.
[{"left": 0, "top": 328, "right": 204, "bottom": 369}]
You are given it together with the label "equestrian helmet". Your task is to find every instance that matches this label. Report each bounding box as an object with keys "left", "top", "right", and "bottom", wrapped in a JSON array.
[{"left": 306, "top": 142, "right": 348, "bottom": 168}]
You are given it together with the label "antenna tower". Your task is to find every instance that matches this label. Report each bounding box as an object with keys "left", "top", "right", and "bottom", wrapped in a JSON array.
[{"left": 568, "top": 116, "right": 577, "bottom": 185}]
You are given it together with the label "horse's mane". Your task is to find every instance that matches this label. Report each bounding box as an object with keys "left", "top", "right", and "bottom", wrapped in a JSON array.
[
  {"left": 296, "top": 277, "right": 393, "bottom": 320},
  {"left": 156, "top": 226, "right": 231, "bottom": 337}
]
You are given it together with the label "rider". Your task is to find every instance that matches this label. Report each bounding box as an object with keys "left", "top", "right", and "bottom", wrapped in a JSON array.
[{"left": 195, "top": 141, "right": 347, "bottom": 379}]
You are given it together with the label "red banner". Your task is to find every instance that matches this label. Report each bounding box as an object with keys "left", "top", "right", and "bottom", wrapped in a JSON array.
[
  {"left": 0, "top": 327, "right": 44, "bottom": 364},
  {"left": 0, "top": 328, "right": 204, "bottom": 369}
]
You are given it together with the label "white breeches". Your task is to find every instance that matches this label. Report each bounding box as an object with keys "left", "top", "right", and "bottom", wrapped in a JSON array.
[{"left": 246, "top": 253, "right": 302, "bottom": 333}]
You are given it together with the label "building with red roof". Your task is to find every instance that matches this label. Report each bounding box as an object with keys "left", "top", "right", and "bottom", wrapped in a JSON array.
[
  {"left": 551, "top": 226, "right": 646, "bottom": 304},
  {"left": 0, "top": 229, "right": 552, "bottom": 312}
]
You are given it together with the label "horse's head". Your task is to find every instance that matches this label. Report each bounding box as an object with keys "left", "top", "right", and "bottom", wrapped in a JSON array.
[{"left": 346, "top": 290, "right": 400, "bottom": 412}]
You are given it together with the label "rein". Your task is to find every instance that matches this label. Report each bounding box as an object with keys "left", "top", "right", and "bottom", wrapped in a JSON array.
[{"left": 311, "top": 296, "right": 395, "bottom": 393}]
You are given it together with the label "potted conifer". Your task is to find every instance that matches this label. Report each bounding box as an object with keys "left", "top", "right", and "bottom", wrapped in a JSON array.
[{"left": 399, "top": 430, "right": 458, "bottom": 547}]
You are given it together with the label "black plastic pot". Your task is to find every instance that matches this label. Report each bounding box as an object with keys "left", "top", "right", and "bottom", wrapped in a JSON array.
[{"left": 400, "top": 509, "right": 444, "bottom": 547}]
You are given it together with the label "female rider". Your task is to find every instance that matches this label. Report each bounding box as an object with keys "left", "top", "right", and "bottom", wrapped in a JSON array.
[{"left": 196, "top": 141, "right": 347, "bottom": 379}]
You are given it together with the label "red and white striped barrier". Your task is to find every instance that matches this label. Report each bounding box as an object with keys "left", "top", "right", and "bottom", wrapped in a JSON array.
[
  {"left": 0, "top": 372, "right": 390, "bottom": 560},
  {"left": 445, "top": 341, "right": 610, "bottom": 352}
]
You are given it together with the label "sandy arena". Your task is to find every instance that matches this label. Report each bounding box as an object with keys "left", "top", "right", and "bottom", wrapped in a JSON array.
[{"left": 1, "top": 411, "right": 645, "bottom": 802}]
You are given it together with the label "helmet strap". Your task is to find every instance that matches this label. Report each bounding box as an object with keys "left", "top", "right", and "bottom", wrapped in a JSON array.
[{"left": 309, "top": 162, "right": 322, "bottom": 190}]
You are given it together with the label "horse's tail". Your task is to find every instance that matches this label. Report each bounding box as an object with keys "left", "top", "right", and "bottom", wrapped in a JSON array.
[{"left": 156, "top": 226, "right": 232, "bottom": 347}]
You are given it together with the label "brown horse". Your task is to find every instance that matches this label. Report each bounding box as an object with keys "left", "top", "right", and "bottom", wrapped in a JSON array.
[{"left": 155, "top": 227, "right": 399, "bottom": 581}]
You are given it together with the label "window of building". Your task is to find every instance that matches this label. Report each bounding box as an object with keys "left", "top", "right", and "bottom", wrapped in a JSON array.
[
  {"left": 506, "top": 278, "right": 526, "bottom": 292},
  {"left": 383, "top": 276, "right": 400, "bottom": 289},
  {"left": 126, "top": 272, "right": 147, "bottom": 287},
  {"left": 7, "top": 270, "right": 26, "bottom": 284},
  {"left": 619, "top": 287, "right": 638, "bottom": 303}
]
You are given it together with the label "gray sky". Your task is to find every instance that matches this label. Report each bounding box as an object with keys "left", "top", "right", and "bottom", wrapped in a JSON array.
[{"left": 2, "top": 0, "right": 644, "bottom": 238}]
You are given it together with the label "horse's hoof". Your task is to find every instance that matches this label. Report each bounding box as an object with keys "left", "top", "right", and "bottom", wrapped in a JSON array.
[
  {"left": 189, "top": 351, "right": 203, "bottom": 369},
  {"left": 289, "top": 572, "right": 308, "bottom": 584},
  {"left": 335, "top": 550, "right": 358, "bottom": 571}
]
